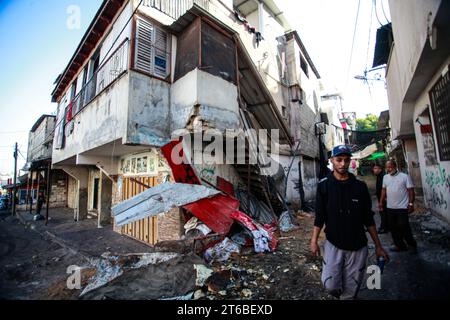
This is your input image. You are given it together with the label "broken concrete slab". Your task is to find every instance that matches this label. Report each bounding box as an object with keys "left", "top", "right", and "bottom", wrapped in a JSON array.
[
  {"left": 80, "top": 252, "right": 181, "bottom": 296},
  {"left": 194, "top": 264, "right": 214, "bottom": 287},
  {"left": 80, "top": 253, "right": 205, "bottom": 300}
]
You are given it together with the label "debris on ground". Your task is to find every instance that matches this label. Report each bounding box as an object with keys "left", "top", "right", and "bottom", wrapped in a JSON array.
[
  {"left": 204, "top": 238, "right": 241, "bottom": 264},
  {"left": 81, "top": 252, "right": 180, "bottom": 296},
  {"left": 194, "top": 264, "right": 214, "bottom": 287},
  {"left": 184, "top": 217, "right": 212, "bottom": 239},
  {"left": 81, "top": 253, "right": 205, "bottom": 300},
  {"left": 278, "top": 210, "right": 300, "bottom": 232}
]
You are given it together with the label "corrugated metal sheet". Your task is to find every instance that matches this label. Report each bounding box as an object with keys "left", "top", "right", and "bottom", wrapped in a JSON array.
[{"left": 112, "top": 182, "right": 220, "bottom": 226}]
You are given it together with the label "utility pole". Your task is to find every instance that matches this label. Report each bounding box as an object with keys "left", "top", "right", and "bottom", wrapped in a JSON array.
[{"left": 12, "top": 142, "right": 18, "bottom": 216}]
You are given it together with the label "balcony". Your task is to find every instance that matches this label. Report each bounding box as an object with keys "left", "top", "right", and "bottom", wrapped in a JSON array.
[
  {"left": 53, "top": 35, "right": 172, "bottom": 166},
  {"left": 142, "top": 0, "right": 210, "bottom": 20},
  {"left": 68, "top": 39, "right": 130, "bottom": 124}
]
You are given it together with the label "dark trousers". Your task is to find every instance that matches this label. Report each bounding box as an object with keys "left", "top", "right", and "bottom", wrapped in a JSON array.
[
  {"left": 379, "top": 210, "right": 389, "bottom": 231},
  {"left": 376, "top": 196, "right": 388, "bottom": 231},
  {"left": 387, "top": 209, "right": 417, "bottom": 250}
]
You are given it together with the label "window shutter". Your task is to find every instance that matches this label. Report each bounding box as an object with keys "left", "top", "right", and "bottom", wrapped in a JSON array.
[
  {"left": 135, "top": 18, "right": 153, "bottom": 74},
  {"left": 154, "top": 27, "right": 168, "bottom": 78},
  {"left": 54, "top": 96, "right": 67, "bottom": 149}
]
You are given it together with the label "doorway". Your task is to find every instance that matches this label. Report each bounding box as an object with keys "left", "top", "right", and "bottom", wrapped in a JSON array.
[{"left": 93, "top": 178, "right": 99, "bottom": 210}]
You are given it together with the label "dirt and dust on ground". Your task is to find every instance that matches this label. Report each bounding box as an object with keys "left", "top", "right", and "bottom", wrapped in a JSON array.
[
  {"left": 194, "top": 212, "right": 330, "bottom": 300},
  {"left": 0, "top": 206, "right": 330, "bottom": 300},
  {"left": 79, "top": 211, "right": 331, "bottom": 300},
  {"left": 0, "top": 211, "right": 90, "bottom": 300},
  {"left": 2, "top": 174, "right": 450, "bottom": 300}
]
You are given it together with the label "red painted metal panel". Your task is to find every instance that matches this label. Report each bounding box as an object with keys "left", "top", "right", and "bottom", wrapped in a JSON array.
[
  {"left": 183, "top": 194, "right": 238, "bottom": 234},
  {"left": 161, "top": 141, "right": 278, "bottom": 251},
  {"left": 161, "top": 140, "right": 201, "bottom": 185},
  {"left": 216, "top": 176, "right": 235, "bottom": 196}
]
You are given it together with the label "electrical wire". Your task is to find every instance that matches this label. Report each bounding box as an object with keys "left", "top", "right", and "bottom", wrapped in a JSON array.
[
  {"left": 345, "top": 0, "right": 361, "bottom": 91},
  {"left": 373, "top": 0, "right": 384, "bottom": 26},
  {"left": 380, "top": 0, "right": 390, "bottom": 24},
  {"left": 18, "top": 150, "right": 27, "bottom": 162},
  {"left": 365, "top": 1, "right": 374, "bottom": 73}
]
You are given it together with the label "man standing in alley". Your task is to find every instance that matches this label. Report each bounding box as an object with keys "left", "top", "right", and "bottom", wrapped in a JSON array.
[
  {"left": 310, "top": 145, "right": 389, "bottom": 300},
  {"left": 378, "top": 160, "right": 417, "bottom": 253},
  {"left": 35, "top": 190, "right": 46, "bottom": 220},
  {"left": 373, "top": 163, "right": 388, "bottom": 234}
]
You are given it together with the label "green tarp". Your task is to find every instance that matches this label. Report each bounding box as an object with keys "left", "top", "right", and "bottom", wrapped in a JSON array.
[{"left": 365, "top": 151, "right": 386, "bottom": 160}]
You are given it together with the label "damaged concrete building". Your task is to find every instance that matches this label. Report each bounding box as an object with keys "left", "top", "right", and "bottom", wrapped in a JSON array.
[
  {"left": 374, "top": 0, "right": 450, "bottom": 222},
  {"left": 50, "top": 0, "right": 322, "bottom": 246},
  {"left": 20, "top": 115, "right": 69, "bottom": 213}
]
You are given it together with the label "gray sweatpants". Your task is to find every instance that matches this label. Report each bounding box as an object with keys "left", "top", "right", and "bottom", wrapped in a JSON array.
[{"left": 321, "top": 240, "right": 368, "bottom": 300}]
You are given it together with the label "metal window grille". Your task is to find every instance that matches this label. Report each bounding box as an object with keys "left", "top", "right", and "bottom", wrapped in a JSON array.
[{"left": 429, "top": 68, "right": 450, "bottom": 161}]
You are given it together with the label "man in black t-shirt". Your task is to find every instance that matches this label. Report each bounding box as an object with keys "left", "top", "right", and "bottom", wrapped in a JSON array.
[{"left": 310, "top": 145, "right": 389, "bottom": 299}]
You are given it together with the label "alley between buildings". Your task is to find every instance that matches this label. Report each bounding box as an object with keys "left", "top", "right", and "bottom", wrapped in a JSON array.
[{"left": 1, "top": 177, "right": 449, "bottom": 300}]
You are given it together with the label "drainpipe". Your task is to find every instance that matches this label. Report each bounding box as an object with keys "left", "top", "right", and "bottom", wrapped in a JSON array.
[{"left": 257, "top": 0, "right": 264, "bottom": 37}]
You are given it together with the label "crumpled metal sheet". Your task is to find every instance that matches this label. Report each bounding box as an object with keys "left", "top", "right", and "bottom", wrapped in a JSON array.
[
  {"left": 183, "top": 194, "right": 239, "bottom": 234},
  {"left": 234, "top": 187, "right": 278, "bottom": 225},
  {"left": 161, "top": 141, "right": 202, "bottom": 185},
  {"left": 230, "top": 210, "right": 278, "bottom": 252},
  {"left": 161, "top": 141, "right": 278, "bottom": 252},
  {"left": 112, "top": 182, "right": 220, "bottom": 227}
]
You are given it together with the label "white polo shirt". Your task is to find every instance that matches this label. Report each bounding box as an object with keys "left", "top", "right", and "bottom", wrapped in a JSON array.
[{"left": 382, "top": 171, "right": 414, "bottom": 209}]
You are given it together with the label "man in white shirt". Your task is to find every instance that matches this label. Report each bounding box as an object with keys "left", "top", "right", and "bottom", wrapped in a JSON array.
[{"left": 378, "top": 160, "right": 417, "bottom": 252}]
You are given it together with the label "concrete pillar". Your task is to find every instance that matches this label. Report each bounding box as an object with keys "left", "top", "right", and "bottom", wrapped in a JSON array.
[
  {"left": 98, "top": 172, "right": 112, "bottom": 228},
  {"left": 58, "top": 166, "right": 89, "bottom": 221}
]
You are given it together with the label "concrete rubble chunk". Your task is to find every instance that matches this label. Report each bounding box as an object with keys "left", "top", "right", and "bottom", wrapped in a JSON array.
[
  {"left": 205, "top": 269, "right": 232, "bottom": 293},
  {"left": 204, "top": 238, "right": 241, "bottom": 263},
  {"left": 80, "top": 252, "right": 180, "bottom": 296},
  {"left": 193, "top": 289, "right": 206, "bottom": 300},
  {"left": 194, "top": 264, "right": 214, "bottom": 287},
  {"left": 241, "top": 289, "right": 252, "bottom": 298}
]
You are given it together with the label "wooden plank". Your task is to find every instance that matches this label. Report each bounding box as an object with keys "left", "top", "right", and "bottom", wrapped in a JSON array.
[
  {"left": 144, "top": 217, "right": 148, "bottom": 243},
  {"left": 151, "top": 217, "right": 155, "bottom": 245},
  {"left": 116, "top": 174, "right": 167, "bottom": 245},
  {"left": 137, "top": 217, "right": 140, "bottom": 240},
  {"left": 153, "top": 217, "right": 157, "bottom": 244}
]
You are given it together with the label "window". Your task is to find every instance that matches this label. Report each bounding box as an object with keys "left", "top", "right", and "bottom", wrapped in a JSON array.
[
  {"left": 70, "top": 80, "right": 77, "bottom": 102},
  {"left": 135, "top": 18, "right": 169, "bottom": 79},
  {"left": 300, "top": 55, "right": 309, "bottom": 78},
  {"left": 290, "top": 85, "right": 306, "bottom": 104},
  {"left": 120, "top": 152, "right": 158, "bottom": 176},
  {"left": 174, "top": 19, "right": 236, "bottom": 84},
  {"left": 429, "top": 68, "right": 450, "bottom": 161}
]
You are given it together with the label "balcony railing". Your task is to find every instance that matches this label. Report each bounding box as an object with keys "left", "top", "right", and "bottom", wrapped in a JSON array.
[
  {"left": 65, "top": 39, "right": 130, "bottom": 126},
  {"left": 142, "top": 0, "right": 209, "bottom": 20}
]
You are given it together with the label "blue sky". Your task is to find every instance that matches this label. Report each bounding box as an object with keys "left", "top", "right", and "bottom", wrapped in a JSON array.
[{"left": 0, "top": 0, "right": 102, "bottom": 175}]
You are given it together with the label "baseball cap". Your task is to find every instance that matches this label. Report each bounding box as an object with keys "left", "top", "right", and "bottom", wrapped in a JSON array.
[{"left": 331, "top": 145, "right": 352, "bottom": 157}]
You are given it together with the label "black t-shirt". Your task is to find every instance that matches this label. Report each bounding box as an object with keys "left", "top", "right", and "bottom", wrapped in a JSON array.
[
  {"left": 376, "top": 172, "right": 385, "bottom": 200},
  {"left": 314, "top": 172, "right": 375, "bottom": 251}
]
